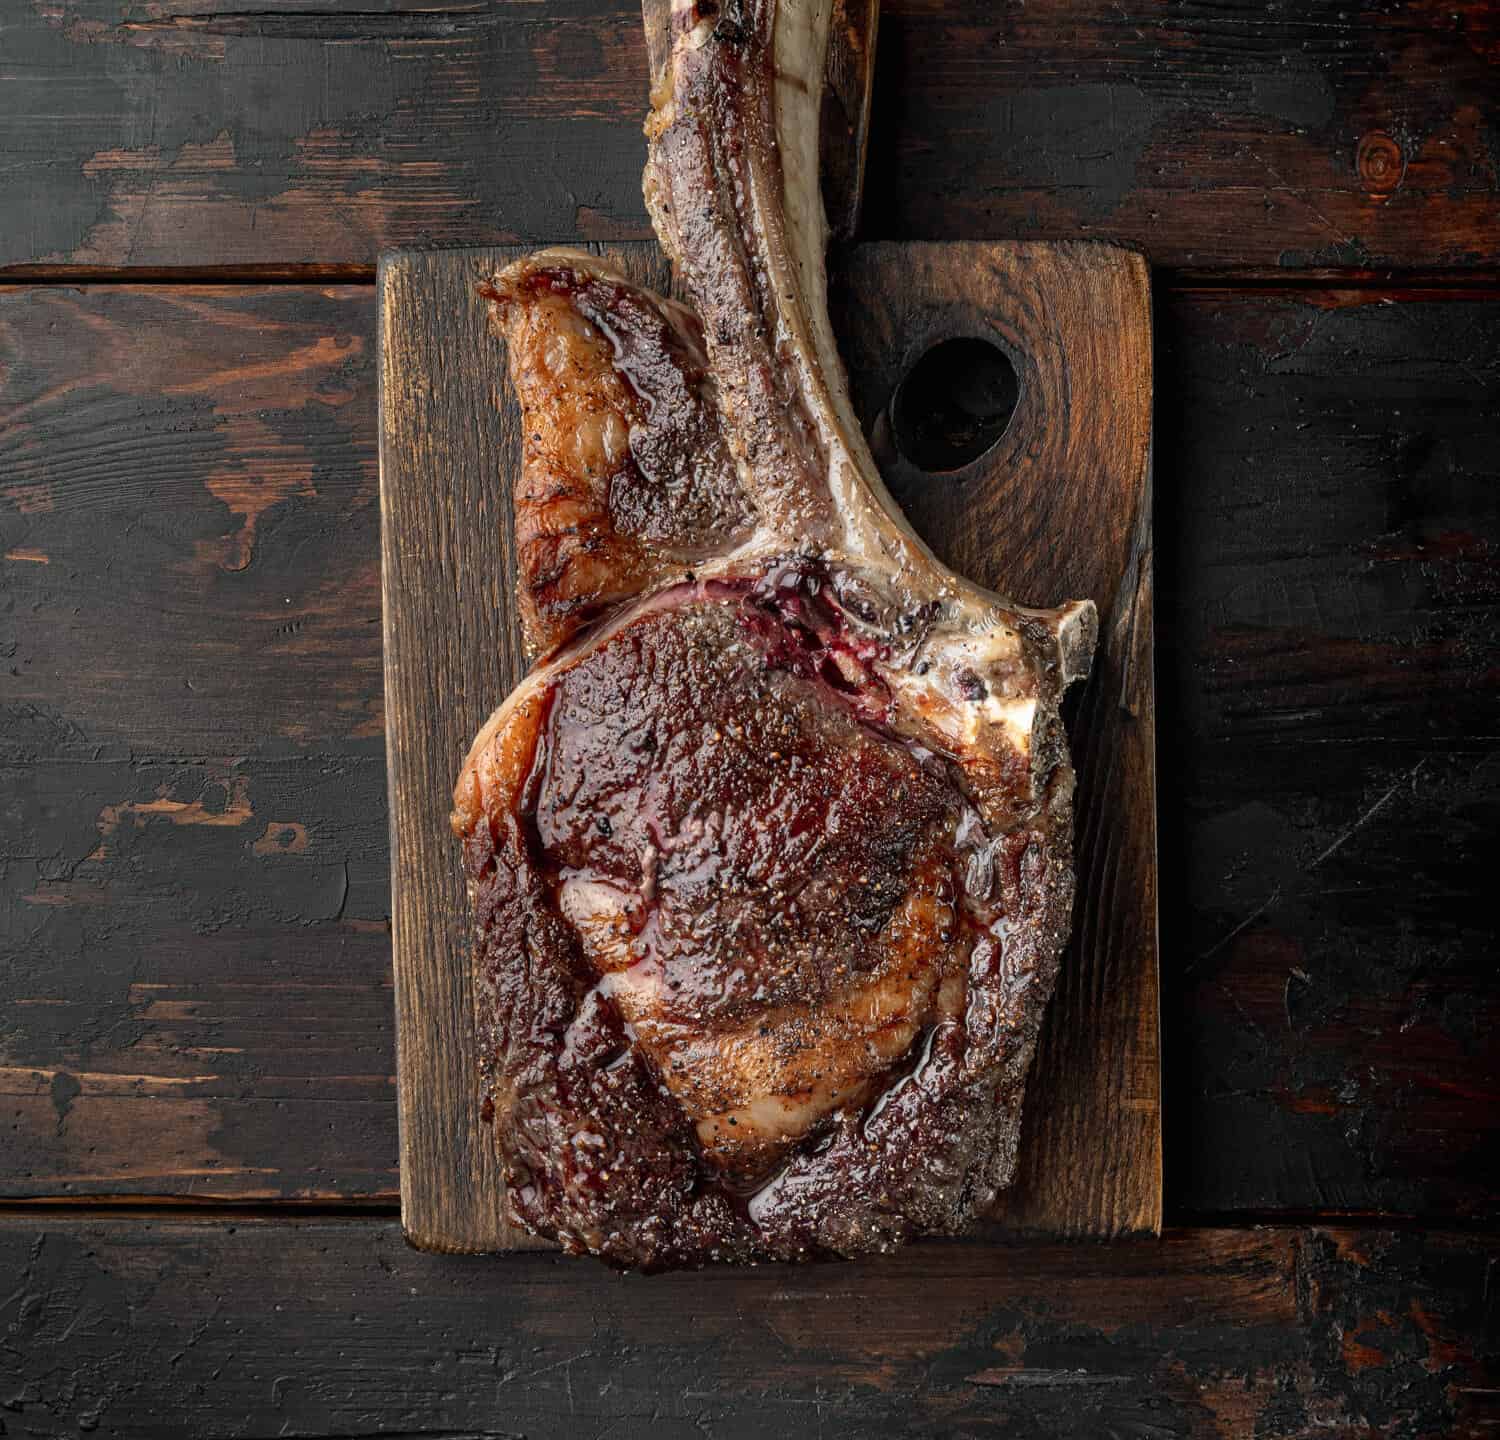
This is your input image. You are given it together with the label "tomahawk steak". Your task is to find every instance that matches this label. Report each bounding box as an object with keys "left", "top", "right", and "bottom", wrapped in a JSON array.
[{"left": 451, "top": 0, "right": 1097, "bottom": 1268}]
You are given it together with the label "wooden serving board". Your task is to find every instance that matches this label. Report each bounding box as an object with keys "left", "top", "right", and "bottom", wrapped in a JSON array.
[{"left": 379, "top": 240, "right": 1159, "bottom": 1253}]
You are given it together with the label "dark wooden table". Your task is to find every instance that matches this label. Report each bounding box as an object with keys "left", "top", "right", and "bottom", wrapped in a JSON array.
[{"left": 2, "top": 3, "right": 1496, "bottom": 1435}]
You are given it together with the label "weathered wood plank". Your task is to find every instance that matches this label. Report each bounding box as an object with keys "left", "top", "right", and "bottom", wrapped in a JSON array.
[
  {"left": 0, "top": 1218, "right": 1495, "bottom": 1438},
  {"left": 0, "top": 284, "right": 382, "bottom": 749},
  {"left": 2, "top": 282, "right": 1496, "bottom": 1216},
  {"left": 0, "top": 284, "right": 396, "bottom": 1200},
  {"left": 1, "top": 0, "right": 1497, "bottom": 273},
  {"left": 380, "top": 240, "right": 1158, "bottom": 1250},
  {"left": 865, "top": 0, "right": 1500, "bottom": 271},
  {"left": 1158, "top": 287, "right": 1500, "bottom": 1220}
]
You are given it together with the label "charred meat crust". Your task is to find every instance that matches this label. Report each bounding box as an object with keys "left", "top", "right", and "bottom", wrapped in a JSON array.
[
  {"left": 457, "top": 0, "right": 1097, "bottom": 1270},
  {"left": 457, "top": 568, "right": 1076, "bottom": 1269},
  {"left": 485, "top": 255, "right": 753, "bottom": 656}
]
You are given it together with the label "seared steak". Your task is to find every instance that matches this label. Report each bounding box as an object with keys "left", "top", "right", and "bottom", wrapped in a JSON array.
[{"left": 453, "top": 0, "right": 1097, "bottom": 1268}]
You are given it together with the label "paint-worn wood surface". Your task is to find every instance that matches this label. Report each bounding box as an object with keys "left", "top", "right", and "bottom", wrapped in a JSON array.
[
  {"left": 378, "top": 239, "right": 1156, "bottom": 1251},
  {"left": 2, "top": 282, "right": 1495, "bottom": 1219},
  {"left": 1157, "top": 287, "right": 1500, "bottom": 1223},
  {"left": 1, "top": 1217, "right": 1496, "bottom": 1439},
  {"left": 0, "top": 283, "right": 398, "bottom": 1203},
  {"left": 3, "top": 0, "right": 1498, "bottom": 275}
]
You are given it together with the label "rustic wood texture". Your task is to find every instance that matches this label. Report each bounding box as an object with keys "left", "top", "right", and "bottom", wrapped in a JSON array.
[
  {"left": 3, "top": 0, "right": 1498, "bottom": 274},
  {"left": 2, "top": 282, "right": 1495, "bottom": 1221},
  {"left": 4, "top": 3, "right": 1498, "bottom": 1425},
  {"left": 1158, "top": 287, "right": 1500, "bottom": 1222},
  {"left": 0, "top": 283, "right": 397, "bottom": 1203},
  {"left": 378, "top": 239, "right": 1157, "bottom": 1251},
  {"left": 0, "top": 1216, "right": 1495, "bottom": 1438},
  {"left": 378, "top": 247, "right": 534, "bottom": 1250}
]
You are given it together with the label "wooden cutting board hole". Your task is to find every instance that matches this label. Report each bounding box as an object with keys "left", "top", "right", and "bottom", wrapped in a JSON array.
[{"left": 890, "top": 335, "right": 1021, "bottom": 473}]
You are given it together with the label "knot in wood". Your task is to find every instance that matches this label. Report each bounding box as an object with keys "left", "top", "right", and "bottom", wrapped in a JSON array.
[{"left": 1357, "top": 131, "right": 1405, "bottom": 196}]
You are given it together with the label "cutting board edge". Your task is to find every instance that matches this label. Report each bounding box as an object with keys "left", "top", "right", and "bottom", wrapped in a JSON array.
[{"left": 379, "top": 238, "right": 1161, "bottom": 1255}]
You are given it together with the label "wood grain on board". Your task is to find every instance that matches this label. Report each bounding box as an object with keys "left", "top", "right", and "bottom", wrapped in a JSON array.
[
  {"left": 378, "top": 247, "right": 532, "bottom": 1249},
  {"left": 3, "top": 1216, "right": 1497, "bottom": 1439},
  {"left": 1, "top": 282, "right": 1494, "bottom": 1219},
  {"left": 379, "top": 239, "right": 1158, "bottom": 1251},
  {"left": 3, "top": 0, "right": 1498, "bottom": 274}
]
